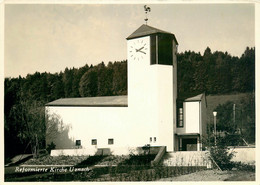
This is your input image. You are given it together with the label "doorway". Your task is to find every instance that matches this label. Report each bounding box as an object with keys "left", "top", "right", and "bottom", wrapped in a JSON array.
[{"left": 180, "top": 138, "right": 197, "bottom": 151}]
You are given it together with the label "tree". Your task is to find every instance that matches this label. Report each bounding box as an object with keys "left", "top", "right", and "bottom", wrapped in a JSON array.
[
  {"left": 96, "top": 62, "right": 113, "bottom": 96},
  {"left": 9, "top": 100, "right": 46, "bottom": 157},
  {"left": 239, "top": 93, "right": 255, "bottom": 144},
  {"left": 45, "top": 112, "right": 74, "bottom": 150},
  {"left": 214, "top": 101, "right": 236, "bottom": 133},
  {"left": 112, "top": 61, "right": 127, "bottom": 95},
  {"left": 63, "top": 68, "right": 74, "bottom": 97},
  {"left": 79, "top": 68, "right": 98, "bottom": 97},
  {"left": 232, "top": 47, "right": 255, "bottom": 93}
]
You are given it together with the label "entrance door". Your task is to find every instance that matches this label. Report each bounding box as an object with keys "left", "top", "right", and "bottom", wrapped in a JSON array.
[{"left": 181, "top": 138, "right": 197, "bottom": 151}]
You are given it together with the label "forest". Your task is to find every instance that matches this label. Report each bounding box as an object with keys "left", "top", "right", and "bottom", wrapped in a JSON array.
[{"left": 4, "top": 47, "right": 255, "bottom": 160}]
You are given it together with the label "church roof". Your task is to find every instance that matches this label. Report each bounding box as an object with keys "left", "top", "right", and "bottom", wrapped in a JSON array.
[
  {"left": 184, "top": 93, "right": 204, "bottom": 102},
  {"left": 46, "top": 95, "right": 128, "bottom": 107},
  {"left": 126, "top": 24, "right": 178, "bottom": 44}
]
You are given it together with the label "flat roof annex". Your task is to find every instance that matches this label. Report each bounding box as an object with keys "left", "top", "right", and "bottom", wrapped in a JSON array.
[{"left": 46, "top": 95, "right": 128, "bottom": 107}]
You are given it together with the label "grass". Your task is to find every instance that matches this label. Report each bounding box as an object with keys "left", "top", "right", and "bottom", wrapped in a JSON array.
[
  {"left": 206, "top": 92, "right": 252, "bottom": 123},
  {"left": 224, "top": 170, "right": 255, "bottom": 181}
]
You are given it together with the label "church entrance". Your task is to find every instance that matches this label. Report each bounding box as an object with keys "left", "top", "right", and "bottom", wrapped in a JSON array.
[
  {"left": 177, "top": 134, "right": 200, "bottom": 151},
  {"left": 181, "top": 138, "right": 197, "bottom": 151}
]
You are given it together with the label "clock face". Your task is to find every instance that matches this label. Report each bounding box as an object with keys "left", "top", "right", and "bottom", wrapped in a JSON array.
[{"left": 129, "top": 38, "right": 149, "bottom": 61}]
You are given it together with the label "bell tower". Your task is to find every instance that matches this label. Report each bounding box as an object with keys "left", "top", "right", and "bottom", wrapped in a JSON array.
[{"left": 126, "top": 24, "right": 178, "bottom": 151}]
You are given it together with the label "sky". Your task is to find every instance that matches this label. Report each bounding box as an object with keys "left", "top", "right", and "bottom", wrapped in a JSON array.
[{"left": 4, "top": 3, "right": 255, "bottom": 78}]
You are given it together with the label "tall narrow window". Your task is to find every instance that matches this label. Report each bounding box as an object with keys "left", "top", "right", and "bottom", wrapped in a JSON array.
[
  {"left": 158, "top": 34, "right": 173, "bottom": 65},
  {"left": 178, "top": 108, "right": 184, "bottom": 127},
  {"left": 91, "top": 139, "right": 97, "bottom": 145},
  {"left": 150, "top": 137, "right": 152, "bottom": 143}
]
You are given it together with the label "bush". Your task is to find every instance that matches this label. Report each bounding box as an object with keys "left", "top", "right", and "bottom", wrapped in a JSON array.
[
  {"left": 75, "top": 155, "right": 106, "bottom": 167},
  {"left": 46, "top": 142, "right": 56, "bottom": 154},
  {"left": 210, "top": 145, "right": 234, "bottom": 170},
  {"left": 118, "top": 154, "right": 156, "bottom": 166},
  {"left": 233, "top": 161, "right": 255, "bottom": 172}
]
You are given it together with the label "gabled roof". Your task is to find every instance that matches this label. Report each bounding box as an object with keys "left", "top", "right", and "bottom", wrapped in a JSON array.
[
  {"left": 46, "top": 96, "right": 128, "bottom": 107},
  {"left": 126, "top": 24, "right": 178, "bottom": 44}
]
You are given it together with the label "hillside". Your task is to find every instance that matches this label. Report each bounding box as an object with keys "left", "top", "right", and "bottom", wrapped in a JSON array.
[
  {"left": 205, "top": 92, "right": 255, "bottom": 144},
  {"left": 206, "top": 92, "right": 253, "bottom": 123}
]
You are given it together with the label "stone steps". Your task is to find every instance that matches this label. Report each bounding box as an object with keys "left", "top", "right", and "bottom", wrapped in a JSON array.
[{"left": 162, "top": 151, "right": 212, "bottom": 168}]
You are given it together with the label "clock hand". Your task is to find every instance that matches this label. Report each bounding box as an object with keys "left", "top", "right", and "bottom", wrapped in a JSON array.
[
  {"left": 136, "top": 46, "right": 144, "bottom": 52},
  {"left": 139, "top": 50, "right": 146, "bottom": 55}
]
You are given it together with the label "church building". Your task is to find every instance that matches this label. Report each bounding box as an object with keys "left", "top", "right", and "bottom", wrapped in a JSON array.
[{"left": 45, "top": 24, "right": 207, "bottom": 156}]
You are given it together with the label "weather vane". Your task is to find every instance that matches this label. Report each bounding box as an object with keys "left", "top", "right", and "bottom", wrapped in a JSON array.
[{"left": 144, "top": 5, "right": 151, "bottom": 25}]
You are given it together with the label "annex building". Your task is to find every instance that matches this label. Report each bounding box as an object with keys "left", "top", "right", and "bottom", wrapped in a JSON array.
[{"left": 45, "top": 24, "right": 207, "bottom": 156}]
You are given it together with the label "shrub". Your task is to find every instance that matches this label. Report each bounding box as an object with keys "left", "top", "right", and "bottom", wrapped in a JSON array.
[
  {"left": 46, "top": 142, "right": 56, "bottom": 154},
  {"left": 141, "top": 144, "right": 151, "bottom": 155},
  {"left": 233, "top": 161, "right": 255, "bottom": 172},
  {"left": 210, "top": 145, "right": 234, "bottom": 170},
  {"left": 75, "top": 155, "right": 106, "bottom": 167},
  {"left": 118, "top": 154, "right": 156, "bottom": 166}
]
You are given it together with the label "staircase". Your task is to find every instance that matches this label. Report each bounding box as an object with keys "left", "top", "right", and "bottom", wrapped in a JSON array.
[{"left": 162, "top": 151, "right": 212, "bottom": 168}]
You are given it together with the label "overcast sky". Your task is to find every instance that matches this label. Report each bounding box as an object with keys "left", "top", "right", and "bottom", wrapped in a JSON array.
[{"left": 4, "top": 3, "right": 254, "bottom": 78}]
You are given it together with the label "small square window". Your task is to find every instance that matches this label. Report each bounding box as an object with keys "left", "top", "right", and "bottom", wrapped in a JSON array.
[
  {"left": 154, "top": 137, "right": 156, "bottom": 142},
  {"left": 91, "top": 139, "right": 97, "bottom": 145},
  {"left": 76, "top": 140, "right": 81, "bottom": 146},
  {"left": 108, "top": 139, "right": 114, "bottom": 145}
]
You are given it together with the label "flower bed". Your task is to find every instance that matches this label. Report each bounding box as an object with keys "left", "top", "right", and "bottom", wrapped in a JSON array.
[{"left": 22, "top": 155, "right": 88, "bottom": 166}]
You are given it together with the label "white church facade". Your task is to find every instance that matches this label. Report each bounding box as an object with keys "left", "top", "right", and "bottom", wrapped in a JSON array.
[{"left": 45, "top": 24, "right": 207, "bottom": 156}]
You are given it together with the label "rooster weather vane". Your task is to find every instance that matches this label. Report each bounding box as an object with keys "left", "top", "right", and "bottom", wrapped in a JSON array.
[{"left": 144, "top": 5, "right": 151, "bottom": 25}]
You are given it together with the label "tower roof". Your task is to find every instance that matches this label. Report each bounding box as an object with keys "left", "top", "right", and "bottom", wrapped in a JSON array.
[{"left": 126, "top": 24, "right": 178, "bottom": 44}]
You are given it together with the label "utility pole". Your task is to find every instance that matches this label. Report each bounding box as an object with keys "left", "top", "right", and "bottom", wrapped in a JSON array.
[{"left": 233, "top": 104, "right": 236, "bottom": 130}]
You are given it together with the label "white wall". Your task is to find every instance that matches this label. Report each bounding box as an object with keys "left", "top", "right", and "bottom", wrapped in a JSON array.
[
  {"left": 230, "top": 147, "right": 255, "bottom": 165},
  {"left": 46, "top": 34, "right": 177, "bottom": 154},
  {"left": 46, "top": 105, "right": 159, "bottom": 154},
  {"left": 156, "top": 65, "right": 174, "bottom": 151},
  {"left": 127, "top": 36, "right": 175, "bottom": 151},
  {"left": 177, "top": 102, "right": 200, "bottom": 134}
]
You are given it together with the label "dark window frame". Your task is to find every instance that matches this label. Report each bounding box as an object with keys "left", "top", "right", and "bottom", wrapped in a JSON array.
[
  {"left": 76, "top": 140, "right": 81, "bottom": 146},
  {"left": 91, "top": 139, "right": 97, "bottom": 145},
  {"left": 150, "top": 35, "right": 157, "bottom": 65},
  {"left": 108, "top": 138, "right": 114, "bottom": 145},
  {"left": 177, "top": 104, "right": 184, "bottom": 128},
  {"left": 150, "top": 33, "right": 173, "bottom": 66}
]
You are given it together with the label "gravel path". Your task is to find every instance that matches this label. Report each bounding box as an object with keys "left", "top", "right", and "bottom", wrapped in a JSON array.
[{"left": 158, "top": 170, "right": 255, "bottom": 181}]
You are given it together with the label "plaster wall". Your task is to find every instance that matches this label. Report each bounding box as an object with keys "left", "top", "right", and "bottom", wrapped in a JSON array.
[
  {"left": 177, "top": 102, "right": 200, "bottom": 134},
  {"left": 46, "top": 35, "right": 177, "bottom": 154}
]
